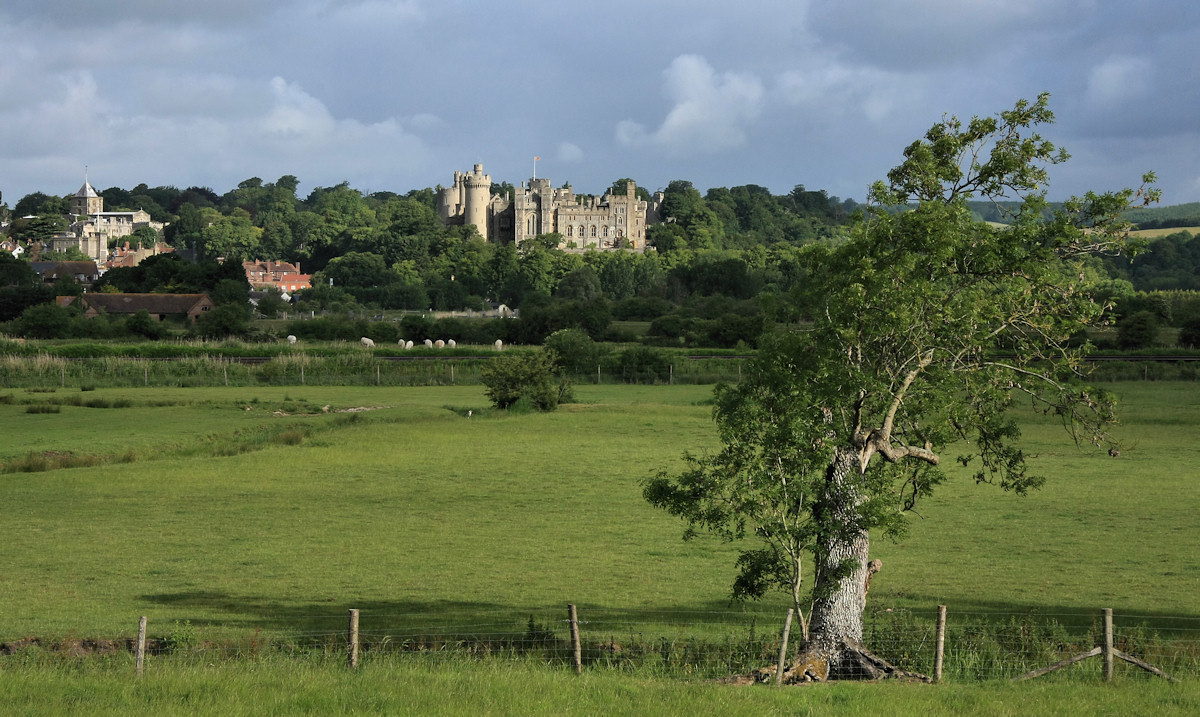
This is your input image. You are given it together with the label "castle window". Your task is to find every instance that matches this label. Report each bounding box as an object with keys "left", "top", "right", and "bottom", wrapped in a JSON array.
[
  {"left": 603, "top": 226, "right": 610, "bottom": 237},
  {"left": 590, "top": 226, "right": 597, "bottom": 238}
]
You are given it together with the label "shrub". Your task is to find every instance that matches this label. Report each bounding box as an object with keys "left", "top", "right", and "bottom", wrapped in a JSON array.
[
  {"left": 544, "top": 328, "right": 603, "bottom": 374},
  {"left": 1117, "top": 310, "right": 1160, "bottom": 350},
  {"left": 1179, "top": 316, "right": 1200, "bottom": 349},
  {"left": 480, "top": 351, "right": 568, "bottom": 411},
  {"left": 609, "top": 346, "right": 672, "bottom": 383}
]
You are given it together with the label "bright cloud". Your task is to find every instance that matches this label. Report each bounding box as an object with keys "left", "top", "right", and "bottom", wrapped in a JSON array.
[{"left": 617, "top": 55, "right": 764, "bottom": 156}]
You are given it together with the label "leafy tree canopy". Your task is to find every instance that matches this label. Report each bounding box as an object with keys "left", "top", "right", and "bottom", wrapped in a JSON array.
[{"left": 644, "top": 94, "right": 1158, "bottom": 680}]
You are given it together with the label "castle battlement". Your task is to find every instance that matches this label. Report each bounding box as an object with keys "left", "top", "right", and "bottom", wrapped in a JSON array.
[{"left": 437, "top": 164, "right": 657, "bottom": 252}]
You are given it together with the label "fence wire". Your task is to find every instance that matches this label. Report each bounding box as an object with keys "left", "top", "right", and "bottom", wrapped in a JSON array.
[{"left": 4, "top": 607, "right": 1198, "bottom": 682}]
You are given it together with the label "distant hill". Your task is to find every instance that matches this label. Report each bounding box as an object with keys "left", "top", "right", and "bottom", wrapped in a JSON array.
[
  {"left": 1123, "top": 202, "right": 1200, "bottom": 230},
  {"left": 964, "top": 200, "right": 1200, "bottom": 230}
]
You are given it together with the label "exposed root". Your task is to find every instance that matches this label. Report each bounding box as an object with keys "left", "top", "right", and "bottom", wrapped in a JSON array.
[{"left": 722, "top": 643, "right": 932, "bottom": 685}]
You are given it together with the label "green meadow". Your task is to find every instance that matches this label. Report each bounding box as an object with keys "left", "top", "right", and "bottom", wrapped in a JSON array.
[{"left": 2, "top": 380, "right": 1199, "bottom": 712}]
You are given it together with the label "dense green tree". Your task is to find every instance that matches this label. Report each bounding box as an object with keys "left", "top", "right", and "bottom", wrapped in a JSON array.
[
  {"left": 0, "top": 253, "right": 37, "bottom": 286},
  {"left": 480, "top": 351, "right": 568, "bottom": 411},
  {"left": 315, "top": 251, "right": 392, "bottom": 290},
  {"left": 259, "top": 218, "right": 292, "bottom": 260},
  {"left": 192, "top": 302, "right": 250, "bottom": 339},
  {"left": 170, "top": 187, "right": 220, "bottom": 213},
  {"left": 16, "top": 302, "right": 73, "bottom": 339},
  {"left": 13, "top": 192, "right": 68, "bottom": 218},
  {"left": 555, "top": 266, "right": 603, "bottom": 302},
  {"left": 610, "top": 345, "right": 672, "bottom": 383},
  {"left": 544, "top": 328, "right": 603, "bottom": 374},
  {"left": 8, "top": 214, "right": 67, "bottom": 243},
  {"left": 644, "top": 95, "right": 1156, "bottom": 680},
  {"left": 255, "top": 287, "right": 289, "bottom": 318},
  {"left": 0, "top": 254, "right": 53, "bottom": 321},
  {"left": 166, "top": 203, "right": 207, "bottom": 251},
  {"left": 125, "top": 309, "right": 166, "bottom": 339},
  {"left": 1179, "top": 316, "right": 1200, "bottom": 348},
  {"left": 1117, "top": 310, "right": 1160, "bottom": 349},
  {"left": 197, "top": 209, "right": 261, "bottom": 261}
]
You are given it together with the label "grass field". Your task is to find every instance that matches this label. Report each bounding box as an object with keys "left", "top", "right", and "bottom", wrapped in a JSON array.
[
  {"left": 2, "top": 656, "right": 1198, "bottom": 716},
  {"left": 2, "top": 380, "right": 1199, "bottom": 711},
  {"left": 1130, "top": 226, "right": 1200, "bottom": 239}
]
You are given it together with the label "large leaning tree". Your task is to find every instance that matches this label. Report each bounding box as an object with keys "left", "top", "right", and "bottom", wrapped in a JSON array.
[{"left": 644, "top": 95, "right": 1157, "bottom": 681}]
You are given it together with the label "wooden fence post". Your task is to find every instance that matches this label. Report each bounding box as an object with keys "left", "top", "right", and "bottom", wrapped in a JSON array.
[
  {"left": 136, "top": 615, "right": 147, "bottom": 676},
  {"left": 1102, "top": 608, "right": 1114, "bottom": 682},
  {"left": 301, "top": 365, "right": 305, "bottom": 385},
  {"left": 774, "top": 608, "right": 794, "bottom": 685},
  {"left": 934, "top": 605, "right": 947, "bottom": 683},
  {"left": 568, "top": 604, "right": 582, "bottom": 674},
  {"left": 348, "top": 609, "right": 360, "bottom": 669}
]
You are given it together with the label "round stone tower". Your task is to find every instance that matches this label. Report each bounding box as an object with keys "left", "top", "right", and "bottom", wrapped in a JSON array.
[{"left": 463, "top": 164, "right": 491, "bottom": 240}]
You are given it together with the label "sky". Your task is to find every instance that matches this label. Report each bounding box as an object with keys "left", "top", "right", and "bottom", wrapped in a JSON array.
[{"left": 2, "top": 0, "right": 1198, "bottom": 208}]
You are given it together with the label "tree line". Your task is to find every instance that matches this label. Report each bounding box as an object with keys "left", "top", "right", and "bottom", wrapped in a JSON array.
[{"left": 2, "top": 171, "right": 1198, "bottom": 348}]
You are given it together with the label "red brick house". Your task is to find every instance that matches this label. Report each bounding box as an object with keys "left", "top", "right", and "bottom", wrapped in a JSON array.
[{"left": 243, "top": 260, "right": 311, "bottom": 293}]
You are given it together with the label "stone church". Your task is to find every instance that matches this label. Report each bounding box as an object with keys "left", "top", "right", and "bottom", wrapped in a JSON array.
[
  {"left": 51, "top": 178, "right": 163, "bottom": 262},
  {"left": 437, "top": 164, "right": 660, "bottom": 252}
]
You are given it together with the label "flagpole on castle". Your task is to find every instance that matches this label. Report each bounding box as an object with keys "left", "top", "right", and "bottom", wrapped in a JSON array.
[{"left": 533, "top": 156, "right": 539, "bottom": 180}]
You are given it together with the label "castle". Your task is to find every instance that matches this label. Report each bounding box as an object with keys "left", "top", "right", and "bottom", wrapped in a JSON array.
[
  {"left": 52, "top": 178, "right": 164, "bottom": 262},
  {"left": 437, "top": 164, "right": 660, "bottom": 252}
]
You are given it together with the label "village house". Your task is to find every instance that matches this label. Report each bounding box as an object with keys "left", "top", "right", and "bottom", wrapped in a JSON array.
[
  {"left": 105, "top": 241, "right": 175, "bottom": 270},
  {"left": 31, "top": 260, "right": 101, "bottom": 286},
  {"left": 242, "top": 259, "right": 311, "bottom": 293},
  {"left": 0, "top": 239, "right": 23, "bottom": 258}
]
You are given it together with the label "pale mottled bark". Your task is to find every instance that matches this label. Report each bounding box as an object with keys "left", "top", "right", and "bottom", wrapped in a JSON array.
[{"left": 806, "top": 449, "right": 868, "bottom": 673}]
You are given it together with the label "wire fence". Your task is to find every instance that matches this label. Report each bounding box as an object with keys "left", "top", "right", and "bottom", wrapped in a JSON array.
[
  {"left": 0, "top": 353, "right": 744, "bottom": 389},
  {"left": 5, "top": 607, "right": 1198, "bottom": 682}
]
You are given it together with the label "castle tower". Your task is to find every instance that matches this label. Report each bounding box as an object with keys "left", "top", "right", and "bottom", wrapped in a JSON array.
[
  {"left": 71, "top": 175, "right": 103, "bottom": 217},
  {"left": 462, "top": 164, "right": 491, "bottom": 240}
]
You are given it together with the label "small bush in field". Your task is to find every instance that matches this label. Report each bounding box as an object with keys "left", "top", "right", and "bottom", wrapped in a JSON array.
[{"left": 480, "top": 351, "right": 570, "bottom": 411}]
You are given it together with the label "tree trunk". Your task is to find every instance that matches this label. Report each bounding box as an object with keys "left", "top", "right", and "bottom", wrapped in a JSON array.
[
  {"left": 803, "top": 448, "right": 878, "bottom": 678},
  {"left": 725, "top": 447, "right": 932, "bottom": 685}
]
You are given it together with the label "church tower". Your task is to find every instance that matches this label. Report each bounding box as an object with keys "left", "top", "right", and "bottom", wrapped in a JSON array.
[{"left": 71, "top": 173, "right": 103, "bottom": 217}]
